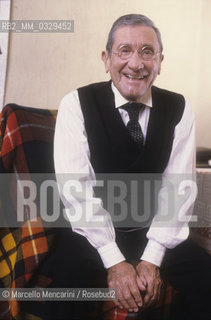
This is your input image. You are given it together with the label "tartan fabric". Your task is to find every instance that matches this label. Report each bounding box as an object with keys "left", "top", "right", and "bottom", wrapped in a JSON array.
[
  {"left": 0, "top": 104, "right": 57, "bottom": 320},
  {"left": 0, "top": 104, "right": 57, "bottom": 173}
]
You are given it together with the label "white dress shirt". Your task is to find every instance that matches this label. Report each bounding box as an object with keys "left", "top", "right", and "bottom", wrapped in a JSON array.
[{"left": 54, "top": 83, "right": 196, "bottom": 268}]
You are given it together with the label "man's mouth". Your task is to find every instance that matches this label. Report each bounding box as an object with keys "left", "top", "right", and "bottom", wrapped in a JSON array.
[{"left": 124, "top": 73, "right": 147, "bottom": 80}]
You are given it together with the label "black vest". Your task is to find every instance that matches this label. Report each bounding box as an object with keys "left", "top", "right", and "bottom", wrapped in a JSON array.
[{"left": 78, "top": 81, "right": 185, "bottom": 174}]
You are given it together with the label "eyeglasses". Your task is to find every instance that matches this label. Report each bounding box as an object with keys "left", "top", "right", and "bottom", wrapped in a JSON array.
[{"left": 111, "top": 45, "right": 161, "bottom": 61}]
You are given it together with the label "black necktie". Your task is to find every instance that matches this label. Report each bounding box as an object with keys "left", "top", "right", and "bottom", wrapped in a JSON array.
[{"left": 120, "top": 102, "right": 145, "bottom": 147}]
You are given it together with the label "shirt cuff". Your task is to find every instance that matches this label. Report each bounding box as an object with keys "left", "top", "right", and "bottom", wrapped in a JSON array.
[
  {"left": 140, "top": 239, "right": 166, "bottom": 267},
  {"left": 97, "top": 242, "right": 125, "bottom": 269}
]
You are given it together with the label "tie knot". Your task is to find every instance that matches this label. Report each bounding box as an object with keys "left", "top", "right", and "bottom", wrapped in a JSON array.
[{"left": 120, "top": 102, "right": 145, "bottom": 121}]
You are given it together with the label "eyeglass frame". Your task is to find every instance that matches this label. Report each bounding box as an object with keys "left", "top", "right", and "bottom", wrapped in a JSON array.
[{"left": 111, "top": 44, "right": 162, "bottom": 61}]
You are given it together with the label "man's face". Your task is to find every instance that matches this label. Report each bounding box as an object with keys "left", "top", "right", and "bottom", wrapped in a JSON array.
[{"left": 102, "top": 25, "right": 164, "bottom": 102}]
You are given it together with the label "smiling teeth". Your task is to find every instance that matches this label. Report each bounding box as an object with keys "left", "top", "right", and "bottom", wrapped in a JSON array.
[{"left": 126, "top": 74, "right": 145, "bottom": 80}]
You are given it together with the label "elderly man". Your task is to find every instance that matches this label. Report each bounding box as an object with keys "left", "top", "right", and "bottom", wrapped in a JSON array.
[{"left": 54, "top": 14, "right": 211, "bottom": 320}]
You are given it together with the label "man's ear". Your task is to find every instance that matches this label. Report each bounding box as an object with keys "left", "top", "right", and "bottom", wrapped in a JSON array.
[
  {"left": 102, "top": 50, "right": 110, "bottom": 73},
  {"left": 158, "top": 54, "right": 164, "bottom": 75}
]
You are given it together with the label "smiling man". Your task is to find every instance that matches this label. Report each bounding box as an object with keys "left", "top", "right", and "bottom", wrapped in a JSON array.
[{"left": 54, "top": 14, "right": 211, "bottom": 320}]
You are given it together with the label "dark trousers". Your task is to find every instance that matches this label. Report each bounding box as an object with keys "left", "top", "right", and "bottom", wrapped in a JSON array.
[
  {"left": 116, "top": 228, "right": 211, "bottom": 320},
  {"left": 23, "top": 228, "right": 211, "bottom": 320}
]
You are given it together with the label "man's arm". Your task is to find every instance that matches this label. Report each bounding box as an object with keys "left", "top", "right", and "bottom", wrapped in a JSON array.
[
  {"left": 54, "top": 90, "right": 145, "bottom": 311},
  {"left": 54, "top": 90, "right": 126, "bottom": 266},
  {"left": 136, "top": 99, "right": 196, "bottom": 308}
]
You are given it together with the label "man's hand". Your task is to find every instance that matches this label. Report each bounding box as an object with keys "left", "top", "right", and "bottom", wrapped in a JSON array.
[
  {"left": 107, "top": 261, "right": 145, "bottom": 312},
  {"left": 136, "top": 260, "right": 163, "bottom": 309}
]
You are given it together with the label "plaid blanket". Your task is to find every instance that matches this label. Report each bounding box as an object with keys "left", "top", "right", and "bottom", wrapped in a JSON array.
[
  {"left": 0, "top": 104, "right": 178, "bottom": 320},
  {"left": 0, "top": 104, "right": 57, "bottom": 319}
]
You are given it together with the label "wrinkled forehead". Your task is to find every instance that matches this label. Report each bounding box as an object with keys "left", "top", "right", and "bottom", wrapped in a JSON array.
[{"left": 112, "top": 25, "right": 160, "bottom": 50}]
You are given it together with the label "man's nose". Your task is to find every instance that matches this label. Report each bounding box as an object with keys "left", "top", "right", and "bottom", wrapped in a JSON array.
[{"left": 127, "top": 51, "right": 144, "bottom": 71}]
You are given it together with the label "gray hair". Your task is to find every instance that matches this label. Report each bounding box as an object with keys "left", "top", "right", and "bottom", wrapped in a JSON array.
[{"left": 106, "top": 14, "right": 163, "bottom": 54}]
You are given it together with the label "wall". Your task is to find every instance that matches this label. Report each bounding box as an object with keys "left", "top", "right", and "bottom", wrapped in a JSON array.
[
  {"left": 0, "top": 0, "right": 10, "bottom": 108},
  {"left": 3, "top": 0, "right": 211, "bottom": 147}
]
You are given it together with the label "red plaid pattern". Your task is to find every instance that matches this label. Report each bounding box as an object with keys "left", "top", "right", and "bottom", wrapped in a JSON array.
[{"left": 0, "top": 104, "right": 57, "bottom": 319}]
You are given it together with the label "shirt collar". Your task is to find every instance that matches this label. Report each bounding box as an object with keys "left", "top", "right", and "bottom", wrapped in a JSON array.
[{"left": 111, "top": 82, "right": 152, "bottom": 109}]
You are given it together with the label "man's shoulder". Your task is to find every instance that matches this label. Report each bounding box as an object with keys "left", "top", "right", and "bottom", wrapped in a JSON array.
[
  {"left": 152, "top": 86, "right": 185, "bottom": 108},
  {"left": 152, "top": 86, "right": 186, "bottom": 125},
  {"left": 61, "top": 81, "right": 111, "bottom": 102},
  {"left": 77, "top": 81, "right": 111, "bottom": 94},
  {"left": 77, "top": 81, "right": 113, "bottom": 108},
  {"left": 152, "top": 85, "right": 185, "bottom": 101}
]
